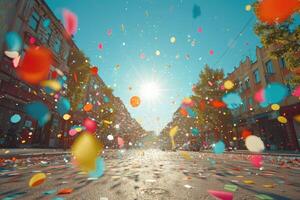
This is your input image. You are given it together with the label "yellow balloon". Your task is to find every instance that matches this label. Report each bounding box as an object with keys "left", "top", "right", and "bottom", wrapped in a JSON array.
[
  {"left": 71, "top": 132, "right": 103, "bottom": 172},
  {"left": 29, "top": 173, "right": 46, "bottom": 187},
  {"left": 224, "top": 80, "right": 234, "bottom": 90},
  {"left": 277, "top": 116, "right": 287, "bottom": 124}
]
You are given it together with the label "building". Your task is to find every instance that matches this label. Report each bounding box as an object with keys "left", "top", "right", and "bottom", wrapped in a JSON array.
[
  {"left": 0, "top": 0, "right": 73, "bottom": 147},
  {"left": 227, "top": 46, "right": 300, "bottom": 150}
]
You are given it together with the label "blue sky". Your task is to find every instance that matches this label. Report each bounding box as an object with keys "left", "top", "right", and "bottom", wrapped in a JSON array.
[{"left": 46, "top": 0, "right": 261, "bottom": 134}]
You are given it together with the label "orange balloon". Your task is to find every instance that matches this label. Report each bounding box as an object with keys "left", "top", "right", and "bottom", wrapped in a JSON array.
[
  {"left": 256, "top": 0, "right": 300, "bottom": 25},
  {"left": 130, "top": 96, "right": 141, "bottom": 107},
  {"left": 83, "top": 103, "right": 93, "bottom": 112},
  {"left": 17, "top": 46, "right": 52, "bottom": 84}
]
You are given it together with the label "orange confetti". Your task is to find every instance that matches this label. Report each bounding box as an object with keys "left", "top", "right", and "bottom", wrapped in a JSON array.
[
  {"left": 58, "top": 188, "right": 73, "bottom": 195},
  {"left": 83, "top": 103, "right": 93, "bottom": 112},
  {"left": 130, "top": 96, "right": 141, "bottom": 107}
]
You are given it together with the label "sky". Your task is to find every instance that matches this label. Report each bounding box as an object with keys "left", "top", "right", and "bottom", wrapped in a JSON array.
[{"left": 46, "top": 0, "right": 262, "bottom": 134}]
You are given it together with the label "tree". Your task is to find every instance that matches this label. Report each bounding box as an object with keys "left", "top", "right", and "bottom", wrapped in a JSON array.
[
  {"left": 192, "top": 65, "right": 233, "bottom": 144},
  {"left": 67, "top": 49, "right": 91, "bottom": 110},
  {"left": 253, "top": 3, "right": 300, "bottom": 85}
]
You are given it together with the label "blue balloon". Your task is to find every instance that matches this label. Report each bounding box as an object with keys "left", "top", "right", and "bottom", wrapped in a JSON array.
[
  {"left": 222, "top": 92, "right": 242, "bottom": 110},
  {"left": 5, "top": 32, "right": 22, "bottom": 51},
  {"left": 10, "top": 114, "right": 21, "bottom": 123},
  {"left": 213, "top": 141, "right": 225, "bottom": 154},
  {"left": 25, "top": 101, "right": 50, "bottom": 126},
  {"left": 89, "top": 157, "right": 105, "bottom": 178},
  {"left": 57, "top": 97, "right": 70, "bottom": 116},
  {"left": 265, "top": 83, "right": 288, "bottom": 104}
]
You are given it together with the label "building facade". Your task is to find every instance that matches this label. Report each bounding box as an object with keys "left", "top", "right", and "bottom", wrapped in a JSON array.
[
  {"left": 0, "top": 0, "right": 72, "bottom": 147},
  {"left": 227, "top": 46, "right": 300, "bottom": 150}
]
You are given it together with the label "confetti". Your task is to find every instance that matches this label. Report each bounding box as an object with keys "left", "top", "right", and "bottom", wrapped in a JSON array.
[
  {"left": 244, "top": 180, "right": 254, "bottom": 184},
  {"left": 192, "top": 4, "right": 201, "bottom": 19},
  {"left": 224, "top": 80, "right": 234, "bottom": 90},
  {"left": 255, "top": 194, "right": 273, "bottom": 200},
  {"left": 63, "top": 114, "right": 71, "bottom": 120},
  {"left": 5, "top": 32, "right": 22, "bottom": 52},
  {"left": 224, "top": 184, "right": 238, "bottom": 192},
  {"left": 57, "top": 97, "right": 71, "bottom": 116},
  {"left": 90, "top": 66, "right": 98, "bottom": 75},
  {"left": 208, "top": 190, "right": 233, "bottom": 200},
  {"left": 10, "top": 114, "right": 21, "bottom": 123},
  {"left": 170, "top": 36, "right": 176, "bottom": 44},
  {"left": 271, "top": 104, "right": 280, "bottom": 111},
  {"left": 256, "top": 0, "right": 300, "bottom": 25},
  {"left": 155, "top": 50, "right": 160, "bottom": 56},
  {"left": 25, "top": 101, "right": 50, "bottom": 126},
  {"left": 209, "top": 50, "right": 214, "bottom": 55},
  {"left": 83, "top": 118, "right": 97, "bottom": 133},
  {"left": 107, "top": 29, "right": 112, "bottom": 36},
  {"left": 245, "top": 4, "right": 251, "bottom": 11},
  {"left": 71, "top": 132, "right": 103, "bottom": 172},
  {"left": 213, "top": 141, "right": 225, "bottom": 154},
  {"left": 41, "top": 80, "right": 62, "bottom": 92},
  {"left": 17, "top": 46, "right": 52, "bottom": 84},
  {"left": 250, "top": 154, "right": 263, "bottom": 168},
  {"left": 117, "top": 137, "right": 124, "bottom": 148},
  {"left": 63, "top": 9, "right": 78, "bottom": 35},
  {"left": 277, "top": 116, "right": 287, "bottom": 124},
  {"left": 83, "top": 103, "right": 93, "bottom": 112},
  {"left": 107, "top": 135, "right": 114, "bottom": 141},
  {"left": 180, "top": 151, "right": 192, "bottom": 160},
  {"left": 130, "top": 96, "right": 141, "bottom": 107},
  {"left": 29, "top": 173, "right": 46, "bottom": 187},
  {"left": 57, "top": 188, "right": 73, "bottom": 195},
  {"left": 292, "top": 86, "right": 300, "bottom": 97},
  {"left": 98, "top": 43, "right": 103, "bottom": 49},
  {"left": 89, "top": 157, "right": 105, "bottom": 178},
  {"left": 191, "top": 127, "right": 199, "bottom": 136},
  {"left": 245, "top": 135, "right": 265, "bottom": 153}
]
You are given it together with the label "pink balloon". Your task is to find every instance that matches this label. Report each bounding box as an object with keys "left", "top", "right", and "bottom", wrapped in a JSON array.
[
  {"left": 292, "top": 86, "right": 300, "bottom": 97},
  {"left": 83, "top": 118, "right": 97, "bottom": 133},
  {"left": 254, "top": 88, "right": 265, "bottom": 103},
  {"left": 63, "top": 9, "right": 78, "bottom": 35},
  {"left": 250, "top": 154, "right": 263, "bottom": 168},
  {"left": 208, "top": 190, "right": 233, "bottom": 200},
  {"left": 117, "top": 137, "right": 124, "bottom": 148}
]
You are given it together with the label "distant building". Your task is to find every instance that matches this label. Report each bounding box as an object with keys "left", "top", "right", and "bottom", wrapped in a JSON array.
[
  {"left": 227, "top": 46, "right": 300, "bottom": 150},
  {"left": 0, "top": 0, "right": 72, "bottom": 147}
]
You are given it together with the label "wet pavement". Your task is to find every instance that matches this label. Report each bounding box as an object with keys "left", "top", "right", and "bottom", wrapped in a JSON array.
[{"left": 0, "top": 149, "right": 300, "bottom": 200}]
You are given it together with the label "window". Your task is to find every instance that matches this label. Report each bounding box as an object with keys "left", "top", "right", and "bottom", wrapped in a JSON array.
[
  {"left": 244, "top": 76, "right": 250, "bottom": 89},
  {"left": 45, "top": 27, "right": 52, "bottom": 43},
  {"left": 28, "top": 10, "right": 40, "bottom": 31},
  {"left": 253, "top": 69, "right": 260, "bottom": 83},
  {"left": 279, "top": 57, "right": 286, "bottom": 68},
  {"left": 53, "top": 38, "right": 61, "bottom": 54},
  {"left": 266, "top": 60, "right": 274, "bottom": 74}
]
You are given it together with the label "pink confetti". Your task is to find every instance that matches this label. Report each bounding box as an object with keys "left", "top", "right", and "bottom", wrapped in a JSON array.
[
  {"left": 140, "top": 53, "right": 145, "bottom": 59},
  {"left": 254, "top": 88, "right": 265, "bottom": 103},
  {"left": 63, "top": 9, "right": 78, "bottom": 36},
  {"left": 98, "top": 43, "right": 103, "bottom": 49},
  {"left": 208, "top": 81, "right": 213, "bottom": 86},
  {"left": 249, "top": 154, "right": 263, "bottom": 168},
  {"left": 197, "top": 27, "right": 203, "bottom": 33},
  {"left": 83, "top": 118, "right": 97, "bottom": 133},
  {"left": 117, "top": 137, "right": 124, "bottom": 148},
  {"left": 29, "top": 37, "right": 36, "bottom": 44},
  {"left": 13, "top": 56, "right": 20, "bottom": 68},
  {"left": 292, "top": 86, "right": 300, "bottom": 97},
  {"left": 69, "top": 129, "right": 77, "bottom": 136},
  {"left": 209, "top": 50, "right": 214, "bottom": 55},
  {"left": 107, "top": 29, "right": 112, "bottom": 36},
  {"left": 208, "top": 190, "right": 233, "bottom": 200}
]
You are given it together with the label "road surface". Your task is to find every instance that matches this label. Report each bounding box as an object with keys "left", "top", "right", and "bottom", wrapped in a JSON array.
[{"left": 0, "top": 149, "right": 299, "bottom": 200}]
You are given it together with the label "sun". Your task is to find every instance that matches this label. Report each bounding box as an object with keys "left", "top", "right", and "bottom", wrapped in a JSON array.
[{"left": 140, "top": 81, "right": 160, "bottom": 101}]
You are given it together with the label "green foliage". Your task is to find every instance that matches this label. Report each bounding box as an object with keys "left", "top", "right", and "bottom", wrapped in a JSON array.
[
  {"left": 67, "top": 49, "right": 91, "bottom": 110},
  {"left": 253, "top": 4, "right": 300, "bottom": 85}
]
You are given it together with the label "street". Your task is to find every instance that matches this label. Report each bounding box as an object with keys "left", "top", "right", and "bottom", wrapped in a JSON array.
[{"left": 1, "top": 149, "right": 300, "bottom": 200}]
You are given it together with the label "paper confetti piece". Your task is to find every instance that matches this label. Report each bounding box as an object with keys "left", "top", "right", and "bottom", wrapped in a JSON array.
[
  {"left": 213, "top": 141, "right": 225, "bottom": 154},
  {"left": 208, "top": 190, "right": 233, "bottom": 200},
  {"left": 57, "top": 188, "right": 73, "bottom": 195},
  {"left": 29, "top": 173, "right": 46, "bottom": 187},
  {"left": 180, "top": 151, "right": 192, "bottom": 160},
  {"left": 63, "top": 9, "right": 78, "bottom": 35},
  {"left": 255, "top": 194, "right": 274, "bottom": 200},
  {"left": 83, "top": 118, "right": 97, "bottom": 133},
  {"left": 10, "top": 114, "right": 21, "bottom": 123},
  {"left": 245, "top": 135, "right": 265, "bottom": 153},
  {"left": 130, "top": 96, "right": 141, "bottom": 107},
  {"left": 244, "top": 180, "right": 254, "bottom": 184},
  {"left": 89, "top": 157, "right": 105, "bottom": 178},
  {"left": 5, "top": 32, "right": 22, "bottom": 52},
  {"left": 224, "top": 184, "right": 238, "bottom": 192}
]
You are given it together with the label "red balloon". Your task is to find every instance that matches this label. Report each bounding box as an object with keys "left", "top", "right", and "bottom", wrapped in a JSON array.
[
  {"left": 83, "top": 118, "right": 97, "bottom": 133},
  {"left": 17, "top": 46, "right": 52, "bottom": 84},
  {"left": 90, "top": 67, "right": 98, "bottom": 75},
  {"left": 256, "top": 0, "right": 300, "bottom": 25}
]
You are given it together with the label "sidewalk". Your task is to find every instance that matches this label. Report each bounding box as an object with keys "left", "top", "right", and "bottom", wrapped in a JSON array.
[
  {"left": 201, "top": 150, "right": 300, "bottom": 157},
  {"left": 0, "top": 148, "right": 69, "bottom": 159}
]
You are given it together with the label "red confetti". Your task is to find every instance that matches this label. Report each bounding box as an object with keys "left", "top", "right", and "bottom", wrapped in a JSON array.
[
  {"left": 199, "top": 100, "right": 206, "bottom": 111},
  {"left": 250, "top": 154, "right": 263, "bottom": 168},
  {"left": 17, "top": 46, "right": 52, "bottom": 84},
  {"left": 130, "top": 96, "right": 141, "bottom": 107},
  {"left": 73, "top": 72, "right": 78, "bottom": 82},
  {"left": 211, "top": 100, "right": 226, "bottom": 108},
  {"left": 180, "top": 108, "right": 188, "bottom": 116},
  {"left": 90, "top": 67, "right": 98, "bottom": 75},
  {"left": 51, "top": 71, "right": 58, "bottom": 79},
  {"left": 63, "top": 9, "right": 78, "bottom": 36},
  {"left": 209, "top": 50, "right": 214, "bottom": 55},
  {"left": 29, "top": 37, "right": 36, "bottom": 44},
  {"left": 83, "top": 118, "right": 97, "bottom": 133},
  {"left": 118, "top": 137, "right": 124, "bottom": 148},
  {"left": 241, "top": 129, "right": 252, "bottom": 139},
  {"left": 58, "top": 188, "right": 73, "bottom": 195},
  {"left": 98, "top": 43, "right": 103, "bottom": 49},
  {"left": 256, "top": 0, "right": 300, "bottom": 25}
]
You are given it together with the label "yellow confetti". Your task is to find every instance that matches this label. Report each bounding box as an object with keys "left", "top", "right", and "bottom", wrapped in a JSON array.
[
  {"left": 29, "top": 173, "right": 46, "bottom": 187},
  {"left": 224, "top": 80, "right": 234, "bottom": 90},
  {"left": 277, "top": 116, "right": 287, "bottom": 124},
  {"left": 271, "top": 104, "right": 280, "bottom": 111},
  {"left": 245, "top": 4, "right": 251, "bottom": 11},
  {"left": 155, "top": 50, "right": 160, "bottom": 56},
  {"left": 294, "top": 115, "right": 300, "bottom": 122},
  {"left": 40, "top": 80, "right": 61, "bottom": 91},
  {"left": 244, "top": 180, "right": 254, "bottom": 184},
  {"left": 103, "top": 120, "right": 113, "bottom": 125},
  {"left": 169, "top": 126, "right": 178, "bottom": 137},
  {"left": 263, "top": 184, "right": 275, "bottom": 188},
  {"left": 170, "top": 36, "right": 176, "bottom": 44},
  {"left": 180, "top": 151, "right": 192, "bottom": 160},
  {"left": 71, "top": 132, "right": 103, "bottom": 172},
  {"left": 63, "top": 114, "right": 71, "bottom": 120}
]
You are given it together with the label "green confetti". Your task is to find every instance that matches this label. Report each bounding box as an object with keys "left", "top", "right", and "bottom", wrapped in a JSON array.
[
  {"left": 255, "top": 194, "right": 274, "bottom": 200},
  {"left": 224, "top": 184, "right": 238, "bottom": 192}
]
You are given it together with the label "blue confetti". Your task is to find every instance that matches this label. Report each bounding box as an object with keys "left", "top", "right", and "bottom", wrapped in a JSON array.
[
  {"left": 57, "top": 97, "right": 70, "bottom": 116},
  {"left": 186, "top": 107, "right": 196, "bottom": 118},
  {"left": 5, "top": 32, "right": 22, "bottom": 51},
  {"left": 191, "top": 127, "right": 199, "bottom": 136},
  {"left": 10, "top": 114, "right": 21, "bottom": 123},
  {"left": 104, "top": 96, "right": 110, "bottom": 103},
  {"left": 192, "top": 4, "right": 201, "bottom": 19},
  {"left": 213, "top": 140, "right": 225, "bottom": 154},
  {"left": 43, "top": 189, "right": 57, "bottom": 195},
  {"left": 89, "top": 157, "right": 105, "bottom": 178},
  {"left": 25, "top": 101, "right": 50, "bottom": 126},
  {"left": 222, "top": 92, "right": 242, "bottom": 110}
]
